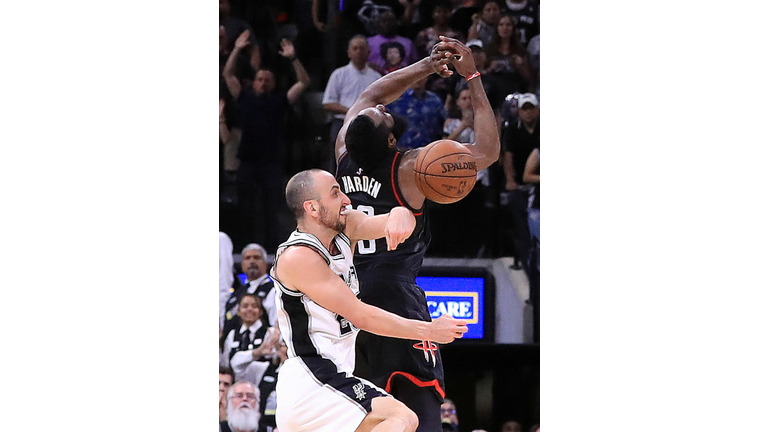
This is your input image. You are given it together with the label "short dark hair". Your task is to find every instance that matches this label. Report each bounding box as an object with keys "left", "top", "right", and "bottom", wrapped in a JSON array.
[
  {"left": 285, "top": 169, "right": 321, "bottom": 220},
  {"left": 219, "top": 365, "right": 234, "bottom": 377},
  {"left": 345, "top": 115, "right": 396, "bottom": 170}
]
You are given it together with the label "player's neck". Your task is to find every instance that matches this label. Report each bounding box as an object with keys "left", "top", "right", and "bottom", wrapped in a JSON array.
[{"left": 297, "top": 221, "right": 338, "bottom": 251}]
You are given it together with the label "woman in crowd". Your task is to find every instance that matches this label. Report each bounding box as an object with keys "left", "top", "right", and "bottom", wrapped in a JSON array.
[
  {"left": 220, "top": 294, "right": 274, "bottom": 376},
  {"left": 485, "top": 15, "right": 533, "bottom": 96}
]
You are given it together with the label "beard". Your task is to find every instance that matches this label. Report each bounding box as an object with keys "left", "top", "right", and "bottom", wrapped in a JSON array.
[
  {"left": 317, "top": 203, "right": 346, "bottom": 232},
  {"left": 227, "top": 402, "right": 260, "bottom": 431}
]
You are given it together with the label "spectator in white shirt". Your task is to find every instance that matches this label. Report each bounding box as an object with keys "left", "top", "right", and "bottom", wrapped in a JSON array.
[
  {"left": 322, "top": 35, "right": 382, "bottom": 172},
  {"left": 219, "top": 232, "right": 235, "bottom": 329}
]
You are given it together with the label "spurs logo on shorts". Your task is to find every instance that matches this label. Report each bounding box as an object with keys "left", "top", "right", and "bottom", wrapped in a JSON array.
[
  {"left": 412, "top": 340, "right": 439, "bottom": 366},
  {"left": 353, "top": 382, "right": 366, "bottom": 400}
]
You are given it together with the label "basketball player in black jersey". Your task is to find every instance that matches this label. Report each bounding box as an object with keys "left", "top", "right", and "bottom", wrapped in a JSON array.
[{"left": 334, "top": 36, "right": 500, "bottom": 432}]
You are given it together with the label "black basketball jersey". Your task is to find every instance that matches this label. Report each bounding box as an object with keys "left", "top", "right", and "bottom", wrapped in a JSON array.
[{"left": 336, "top": 151, "right": 430, "bottom": 279}]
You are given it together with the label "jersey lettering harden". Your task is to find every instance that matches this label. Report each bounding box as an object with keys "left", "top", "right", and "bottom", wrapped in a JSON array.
[
  {"left": 271, "top": 230, "right": 389, "bottom": 432},
  {"left": 336, "top": 152, "right": 431, "bottom": 278}
]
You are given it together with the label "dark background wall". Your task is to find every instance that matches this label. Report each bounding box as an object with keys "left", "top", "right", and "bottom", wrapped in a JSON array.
[{"left": 442, "top": 343, "right": 540, "bottom": 432}]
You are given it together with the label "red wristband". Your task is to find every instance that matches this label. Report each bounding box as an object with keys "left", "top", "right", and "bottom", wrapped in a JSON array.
[{"left": 465, "top": 72, "right": 481, "bottom": 82}]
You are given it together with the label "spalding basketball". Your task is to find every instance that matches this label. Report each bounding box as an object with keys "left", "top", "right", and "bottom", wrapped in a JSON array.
[{"left": 413, "top": 139, "right": 478, "bottom": 204}]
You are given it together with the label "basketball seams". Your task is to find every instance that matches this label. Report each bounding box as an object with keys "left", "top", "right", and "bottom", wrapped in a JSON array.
[
  {"left": 418, "top": 172, "right": 477, "bottom": 179},
  {"left": 421, "top": 152, "right": 475, "bottom": 173}
]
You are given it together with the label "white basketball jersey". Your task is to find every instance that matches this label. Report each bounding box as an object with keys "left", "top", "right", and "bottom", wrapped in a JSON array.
[{"left": 272, "top": 230, "right": 360, "bottom": 374}]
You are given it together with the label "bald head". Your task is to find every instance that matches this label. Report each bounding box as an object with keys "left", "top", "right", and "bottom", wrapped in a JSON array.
[{"left": 285, "top": 169, "right": 324, "bottom": 220}]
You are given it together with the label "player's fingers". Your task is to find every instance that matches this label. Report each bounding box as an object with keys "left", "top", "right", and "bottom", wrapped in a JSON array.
[{"left": 386, "top": 234, "right": 398, "bottom": 251}]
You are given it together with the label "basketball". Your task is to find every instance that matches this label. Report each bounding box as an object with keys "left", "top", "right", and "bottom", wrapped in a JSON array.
[{"left": 413, "top": 139, "right": 478, "bottom": 204}]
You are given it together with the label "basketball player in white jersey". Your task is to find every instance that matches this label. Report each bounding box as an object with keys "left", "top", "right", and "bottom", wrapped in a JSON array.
[{"left": 270, "top": 169, "right": 468, "bottom": 432}]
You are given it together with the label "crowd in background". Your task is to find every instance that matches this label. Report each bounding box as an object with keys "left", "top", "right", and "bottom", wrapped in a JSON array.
[{"left": 219, "top": 0, "right": 540, "bottom": 431}]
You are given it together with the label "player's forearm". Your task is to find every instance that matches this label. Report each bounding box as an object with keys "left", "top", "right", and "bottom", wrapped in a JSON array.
[
  {"left": 351, "top": 305, "right": 428, "bottom": 341},
  {"left": 357, "top": 57, "right": 434, "bottom": 106},
  {"left": 349, "top": 206, "right": 414, "bottom": 243},
  {"left": 467, "top": 77, "right": 500, "bottom": 166}
]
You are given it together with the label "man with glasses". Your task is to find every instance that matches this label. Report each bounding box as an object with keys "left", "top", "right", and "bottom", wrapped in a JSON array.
[
  {"left": 441, "top": 398, "right": 459, "bottom": 431},
  {"left": 221, "top": 381, "right": 261, "bottom": 432}
]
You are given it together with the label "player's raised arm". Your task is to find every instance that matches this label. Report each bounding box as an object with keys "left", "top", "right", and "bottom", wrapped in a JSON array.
[
  {"left": 334, "top": 45, "right": 455, "bottom": 162},
  {"left": 274, "top": 246, "right": 467, "bottom": 343},
  {"left": 344, "top": 206, "right": 416, "bottom": 251},
  {"left": 438, "top": 36, "right": 500, "bottom": 169}
]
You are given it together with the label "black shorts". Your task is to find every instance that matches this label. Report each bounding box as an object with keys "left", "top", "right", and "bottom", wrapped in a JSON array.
[{"left": 354, "top": 277, "right": 446, "bottom": 401}]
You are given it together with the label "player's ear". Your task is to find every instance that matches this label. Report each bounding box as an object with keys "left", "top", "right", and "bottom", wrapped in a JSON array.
[
  {"left": 303, "top": 200, "right": 318, "bottom": 217},
  {"left": 388, "top": 133, "right": 397, "bottom": 148}
]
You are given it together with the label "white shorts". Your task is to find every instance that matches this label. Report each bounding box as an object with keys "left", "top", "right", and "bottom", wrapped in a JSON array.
[{"left": 275, "top": 356, "right": 390, "bottom": 432}]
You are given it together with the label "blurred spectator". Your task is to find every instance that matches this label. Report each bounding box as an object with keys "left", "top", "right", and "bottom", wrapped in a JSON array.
[
  {"left": 219, "top": 98, "right": 241, "bottom": 205},
  {"left": 445, "top": 39, "right": 504, "bottom": 116},
  {"left": 523, "top": 147, "right": 539, "bottom": 245},
  {"left": 379, "top": 41, "right": 407, "bottom": 75},
  {"left": 414, "top": 0, "right": 464, "bottom": 59},
  {"left": 231, "top": 326, "right": 280, "bottom": 390},
  {"left": 221, "top": 381, "right": 261, "bottom": 432},
  {"left": 220, "top": 294, "right": 271, "bottom": 374},
  {"left": 219, "top": 366, "right": 234, "bottom": 423},
  {"left": 222, "top": 32, "right": 311, "bottom": 252},
  {"left": 441, "top": 398, "right": 459, "bottom": 431},
  {"left": 527, "top": 424, "right": 539, "bottom": 432},
  {"left": 220, "top": 26, "right": 255, "bottom": 104},
  {"left": 257, "top": 339, "right": 289, "bottom": 432},
  {"left": 501, "top": 92, "right": 539, "bottom": 269},
  {"left": 223, "top": 243, "right": 277, "bottom": 336},
  {"left": 397, "top": 0, "right": 425, "bottom": 37},
  {"left": 415, "top": 0, "right": 465, "bottom": 102},
  {"left": 443, "top": 88, "right": 474, "bottom": 143},
  {"left": 501, "top": 420, "right": 522, "bottom": 432},
  {"left": 466, "top": 0, "right": 501, "bottom": 46},
  {"left": 220, "top": 0, "right": 260, "bottom": 72},
  {"left": 219, "top": 232, "right": 235, "bottom": 328},
  {"left": 485, "top": 15, "right": 533, "bottom": 95},
  {"left": 356, "top": 0, "right": 403, "bottom": 35},
  {"left": 523, "top": 146, "right": 539, "bottom": 341},
  {"left": 502, "top": 0, "right": 539, "bottom": 45},
  {"left": 368, "top": 10, "right": 417, "bottom": 70},
  {"left": 526, "top": 34, "right": 539, "bottom": 98},
  {"left": 448, "top": 0, "right": 482, "bottom": 36},
  {"left": 322, "top": 35, "right": 382, "bottom": 172},
  {"left": 386, "top": 74, "right": 447, "bottom": 151}
]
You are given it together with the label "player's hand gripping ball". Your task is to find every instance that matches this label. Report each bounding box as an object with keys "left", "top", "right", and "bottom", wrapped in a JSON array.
[{"left": 413, "top": 139, "right": 478, "bottom": 204}]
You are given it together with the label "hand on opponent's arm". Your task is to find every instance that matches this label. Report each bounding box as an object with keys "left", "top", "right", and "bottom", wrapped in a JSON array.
[{"left": 344, "top": 206, "right": 415, "bottom": 251}]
